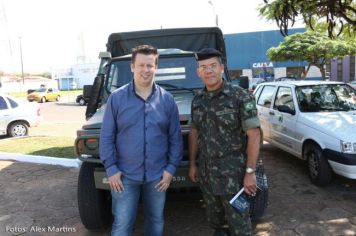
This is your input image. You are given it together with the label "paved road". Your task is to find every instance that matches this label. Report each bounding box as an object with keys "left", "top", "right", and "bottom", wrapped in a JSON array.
[
  {"left": 30, "top": 101, "right": 86, "bottom": 137},
  {"left": 1, "top": 143, "right": 356, "bottom": 236}
]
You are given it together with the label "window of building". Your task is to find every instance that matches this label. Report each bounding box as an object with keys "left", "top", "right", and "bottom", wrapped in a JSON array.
[
  {"left": 350, "top": 56, "right": 355, "bottom": 81},
  {"left": 337, "top": 58, "right": 343, "bottom": 81},
  {"left": 326, "top": 61, "right": 331, "bottom": 80}
]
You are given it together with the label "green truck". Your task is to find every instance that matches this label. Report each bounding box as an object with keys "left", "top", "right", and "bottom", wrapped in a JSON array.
[{"left": 75, "top": 27, "right": 258, "bottom": 230}]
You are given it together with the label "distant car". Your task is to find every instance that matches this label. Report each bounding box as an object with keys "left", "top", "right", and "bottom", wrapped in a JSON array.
[
  {"left": 76, "top": 94, "right": 89, "bottom": 106},
  {"left": 75, "top": 85, "right": 92, "bottom": 106},
  {"left": 274, "top": 76, "right": 299, "bottom": 82},
  {"left": 0, "top": 93, "right": 42, "bottom": 137},
  {"left": 254, "top": 81, "right": 356, "bottom": 186},
  {"left": 348, "top": 81, "right": 356, "bottom": 89},
  {"left": 27, "top": 87, "right": 61, "bottom": 103}
]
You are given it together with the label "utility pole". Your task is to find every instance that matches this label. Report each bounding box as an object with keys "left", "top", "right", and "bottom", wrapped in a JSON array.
[
  {"left": 208, "top": 0, "right": 218, "bottom": 27},
  {"left": 19, "top": 37, "right": 24, "bottom": 84}
]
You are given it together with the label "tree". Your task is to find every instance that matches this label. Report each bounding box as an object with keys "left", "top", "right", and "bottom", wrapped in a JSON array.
[
  {"left": 267, "top": 31, "right": 356, "bottom": 79},
  {"left": 260, "top": 0, "right": 356, "bottom": 38}
]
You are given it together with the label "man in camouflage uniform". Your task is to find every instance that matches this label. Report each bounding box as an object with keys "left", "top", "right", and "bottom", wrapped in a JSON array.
[{"left": 189, "top": 48, "right": 261, "bottom": 236}]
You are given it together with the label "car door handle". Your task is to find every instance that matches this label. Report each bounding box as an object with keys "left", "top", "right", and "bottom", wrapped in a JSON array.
[{"left": 269, "top": 111, "right": 275, "bottom": 116}]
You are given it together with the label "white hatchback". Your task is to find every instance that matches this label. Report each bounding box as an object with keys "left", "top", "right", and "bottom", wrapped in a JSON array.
[
  {"left": 0, "top": 93, "right": 42, "bottom": 137},
  {"left": 254, "top": 81, "right": 356, "bottom": 186}
]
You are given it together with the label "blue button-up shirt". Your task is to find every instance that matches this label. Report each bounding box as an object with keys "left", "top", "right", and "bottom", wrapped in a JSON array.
[{"left": 100, "top": 81, "right": 183, "bottom": 181}]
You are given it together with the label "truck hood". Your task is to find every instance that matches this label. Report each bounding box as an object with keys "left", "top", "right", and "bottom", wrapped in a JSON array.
[
  {"left": 299, "top": 111, "right": 356, "bottom": 142},
  {"left": 107, "top": 27, "right": 227, "bottom": 62},
  {"left": 82, "top": 92, "right": 195, "bottom": 130}
]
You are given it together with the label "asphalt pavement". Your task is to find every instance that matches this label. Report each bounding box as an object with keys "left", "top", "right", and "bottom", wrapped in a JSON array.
[{"left": 1, "top": 143, "right": 356, "bottom": 236}]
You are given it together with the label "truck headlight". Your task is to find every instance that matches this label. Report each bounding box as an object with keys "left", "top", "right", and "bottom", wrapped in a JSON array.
[
  {"left": 341, "top": 141, "right": 356, "bottom": 153},
  {"left": 85, "top": 138, "right": 99, "bottom": 150}
]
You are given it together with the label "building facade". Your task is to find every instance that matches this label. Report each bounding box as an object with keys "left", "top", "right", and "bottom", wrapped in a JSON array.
[
  {"left": 224, "top": 28, "right": 323, "bottom": 87},
  {"left": 52, "top": 63, "right": 98, "bottom": 90}
]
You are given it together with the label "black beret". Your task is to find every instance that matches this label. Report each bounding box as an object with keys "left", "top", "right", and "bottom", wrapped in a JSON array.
[{"left": 195, "top": 48, "right": 222, "bottom": 61}]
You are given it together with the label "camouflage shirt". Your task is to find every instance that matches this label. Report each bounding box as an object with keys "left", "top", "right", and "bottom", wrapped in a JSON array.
[{"left": 191, "top": 81, "right": 260, "bottom": 195}]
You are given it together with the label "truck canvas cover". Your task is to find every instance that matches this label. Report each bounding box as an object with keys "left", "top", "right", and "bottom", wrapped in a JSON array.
[{"left": 107, "top": 27, "right": 227, "bottom": 62}]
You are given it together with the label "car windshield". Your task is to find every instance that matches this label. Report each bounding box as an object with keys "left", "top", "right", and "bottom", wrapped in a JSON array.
[
  {"left": 105, "top": 56, "right": 206, "bottom": 93},
  {"left": 296, "top": 84, "right": 356, "bottom": 112},
  {"left": 35, "top": 88, "right": 47, "bottom": 92}
]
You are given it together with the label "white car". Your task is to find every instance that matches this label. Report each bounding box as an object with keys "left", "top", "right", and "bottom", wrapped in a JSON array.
[
  {"left": 0, "top": 93, "right": 42, "bottom": 137},
  {"left": 254, "top": 81, "right": 356, "bottom": 186},
  {"left": 348, "top": 81, "right": 356, "bottom": 90}
]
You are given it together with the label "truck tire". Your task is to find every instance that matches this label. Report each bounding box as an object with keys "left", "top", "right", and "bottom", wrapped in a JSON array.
[
  {"left": 304, "top": 143, "right": 332, "bottom": 186},
  {"left": 77, "top": 162, "right": 112, "bottom": 230}
]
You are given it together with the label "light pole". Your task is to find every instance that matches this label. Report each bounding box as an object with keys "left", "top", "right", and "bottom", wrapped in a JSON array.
[
  {"left": 208, "top": 0, "right": 218, "bottom": 27},
  {"left": 19, "top": 37, "right": 24, "bottom": 84}
]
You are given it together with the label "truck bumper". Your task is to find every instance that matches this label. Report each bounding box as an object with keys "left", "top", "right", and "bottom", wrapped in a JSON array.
[{"left": 93, "top": 164, "right": 198, "bottom": 190}]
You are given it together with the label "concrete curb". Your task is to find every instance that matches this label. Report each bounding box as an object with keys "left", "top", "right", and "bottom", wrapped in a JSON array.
[{"left": 0, "top": 152, "right": 82, "bottom": 168}]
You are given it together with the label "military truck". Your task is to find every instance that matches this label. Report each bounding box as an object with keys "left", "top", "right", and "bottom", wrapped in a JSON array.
[{"left": 75, "top": 27, "right": 262, "bottom": 230}]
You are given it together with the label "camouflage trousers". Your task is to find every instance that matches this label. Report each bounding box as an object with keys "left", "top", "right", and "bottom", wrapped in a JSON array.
[{"left": 200, "top": 188, "right": 252, "bottom": 236}]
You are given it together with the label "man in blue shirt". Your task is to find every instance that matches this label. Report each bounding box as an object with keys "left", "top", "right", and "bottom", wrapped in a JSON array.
[{"left": 100, "top": 45, "right": 183, "bottom": 236}]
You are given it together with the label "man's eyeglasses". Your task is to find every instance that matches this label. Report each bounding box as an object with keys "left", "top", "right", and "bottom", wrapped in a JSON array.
[{"left": 198, "top": 63, "right": 219, "bottom": 72}]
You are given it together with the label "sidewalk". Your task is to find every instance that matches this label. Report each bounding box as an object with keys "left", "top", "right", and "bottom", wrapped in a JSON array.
[{"left": 1, "top": 144, "right": 356, "bottom": 235}]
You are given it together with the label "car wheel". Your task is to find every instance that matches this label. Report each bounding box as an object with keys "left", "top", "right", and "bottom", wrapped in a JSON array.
[
  {"left": 79, "top": 98, "right": 86, "bottom": 106},
  {"left": 56, "top": 95, "right": 60, "bottom": 101},
  {"left": 78, "top": 162, "right": 112, "bottom": 230},
  {"left": 41, "top": 97, "right": 46, "bottom": 103},
  {"left": 304, "top": 143, "right": 332, "bottom": 186},
  {"left": 8, "top": 121, "right": 28, "bottom": 137}
]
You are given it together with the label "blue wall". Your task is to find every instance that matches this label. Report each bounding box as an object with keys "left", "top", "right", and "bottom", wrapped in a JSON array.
[{"left": 224, "top": 28, "right": 307, "bottom": 70}]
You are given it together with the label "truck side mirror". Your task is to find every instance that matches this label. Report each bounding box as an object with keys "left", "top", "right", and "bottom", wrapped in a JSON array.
[{"left": 85, "top": 75, "right": 104, "bottom": 120}]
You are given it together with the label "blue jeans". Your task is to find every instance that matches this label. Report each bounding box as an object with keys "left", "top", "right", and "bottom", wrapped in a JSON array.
[{"left": 111, "top": 177, "right": 166, "bottom": 236}]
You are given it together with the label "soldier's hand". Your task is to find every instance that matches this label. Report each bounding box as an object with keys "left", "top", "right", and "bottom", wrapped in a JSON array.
[
  {"left": 155, "top": 170, "right": 173, "bottom": 192},
  {"left": 108, "top": 171, "right": 124, "bottom": 193},
  {"left": 243, "top": 173, "right": 257, "bottom": 196},
  {"left": 189, "top": 164, "right": 199, "bottom": 183}
]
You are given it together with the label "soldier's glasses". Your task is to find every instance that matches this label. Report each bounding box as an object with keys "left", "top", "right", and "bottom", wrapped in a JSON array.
[{"left": 198, "top": 63, "right": 219, "bottom": 72}]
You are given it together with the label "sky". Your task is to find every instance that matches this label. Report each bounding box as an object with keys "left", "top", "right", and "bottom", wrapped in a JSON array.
[{"left": 0, "top": 0, "right": 304, "bottom": 74}]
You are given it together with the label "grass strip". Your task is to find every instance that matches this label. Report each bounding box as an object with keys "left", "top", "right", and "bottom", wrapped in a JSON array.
[{"left": 0, "top": 136, "right": 76, "bottom": 158}]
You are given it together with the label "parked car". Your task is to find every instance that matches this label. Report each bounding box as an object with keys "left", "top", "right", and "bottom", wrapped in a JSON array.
[
  {"left": 0, "top": 93, "right": 42, "bottom": 137},
  {"left": 75, "top": 85, "right": 92, "bottom": 106},
  {"left": 254, "top": 81, "right": 356, "bottom": 186},
  {"left": 348, "top": 81, "right": 356, "bottom": 90},
  {"left": 27, "top": 87, "right": 61, "bottom": 103}
]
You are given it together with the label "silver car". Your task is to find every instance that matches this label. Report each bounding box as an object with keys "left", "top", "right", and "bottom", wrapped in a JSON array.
[{"left": 0, "top": 94, "right": 42, "bottom": 137}]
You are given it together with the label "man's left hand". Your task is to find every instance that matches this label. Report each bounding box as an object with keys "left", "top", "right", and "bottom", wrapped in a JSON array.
[
  {"left": 243, "top": 173, "right": 257, "bottom": 196},
  {"left": 155, "top": 170, "right": 173, "bottom": 192}
]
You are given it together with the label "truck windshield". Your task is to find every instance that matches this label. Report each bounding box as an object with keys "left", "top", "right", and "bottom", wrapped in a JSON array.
[{"left": 105, "top": 56, "right": 204, "bottom": 93}]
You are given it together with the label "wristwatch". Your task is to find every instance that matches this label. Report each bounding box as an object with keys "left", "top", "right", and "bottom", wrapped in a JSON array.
[{"left": 246, "top": 167, "right": 256, "bottom": 174}]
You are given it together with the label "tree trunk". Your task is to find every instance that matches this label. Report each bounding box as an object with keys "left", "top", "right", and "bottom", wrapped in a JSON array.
[
  {"left": 317, "top": 64, "right": 326, "bottom": 80},
  {"left": 302, "top": 64, "right": 312, "bottom": 79}
]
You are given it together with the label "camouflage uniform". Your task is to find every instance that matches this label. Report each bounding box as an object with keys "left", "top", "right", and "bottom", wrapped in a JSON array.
[{"left": 191, "top": 81, "right": 260, "bottom": 236}]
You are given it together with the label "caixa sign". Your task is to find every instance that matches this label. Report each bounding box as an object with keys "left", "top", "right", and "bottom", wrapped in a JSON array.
[{"left": 253, "top": 62, "right": 274, "bottom": 68}]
